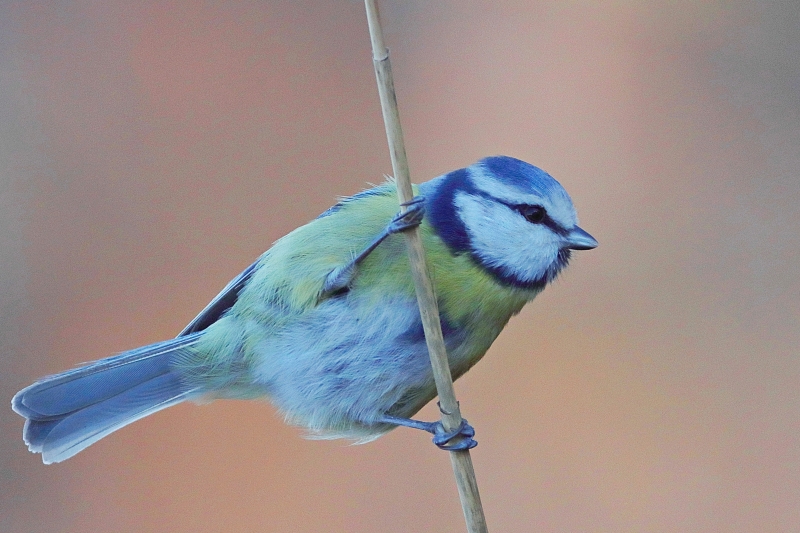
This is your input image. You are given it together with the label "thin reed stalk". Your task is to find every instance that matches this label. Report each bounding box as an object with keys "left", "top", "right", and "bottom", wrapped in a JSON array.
[{"left": 363, "top": 2, "right": 489, "bottom": 532}]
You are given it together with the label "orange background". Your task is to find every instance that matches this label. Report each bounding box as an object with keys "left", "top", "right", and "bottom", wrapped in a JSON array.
[{"left": 2, "top": 2, "right": 798, "bottom": 532}]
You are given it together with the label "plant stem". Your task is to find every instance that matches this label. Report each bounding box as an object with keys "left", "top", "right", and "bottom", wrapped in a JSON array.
[{"left": 363, "top": 2, "right": 489, "bottom": 532}]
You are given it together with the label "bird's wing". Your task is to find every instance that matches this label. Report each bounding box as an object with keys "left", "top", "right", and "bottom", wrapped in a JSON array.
[
  {"left": 233, "top": 183, "right": 409, "bottom": 318},
  {"left": 181, "top": 182, "right": 408, "bottom": 334},
  {"left": 178, "top": 259, "right": 260, "bottom": 336}
]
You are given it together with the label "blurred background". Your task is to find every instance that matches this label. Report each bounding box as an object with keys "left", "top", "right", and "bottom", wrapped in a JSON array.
[{"left": 1, "top": 1, "right": 798, "bottom": 532}]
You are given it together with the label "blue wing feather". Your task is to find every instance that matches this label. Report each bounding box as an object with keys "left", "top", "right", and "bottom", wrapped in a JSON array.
[{"left": 179, "top": 259, "right": 260, "bottom": 336}]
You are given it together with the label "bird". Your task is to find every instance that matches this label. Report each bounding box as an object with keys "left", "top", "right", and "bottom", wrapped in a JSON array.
[{"left": 12, "top": 155, "right": 597, "bottom": 464}]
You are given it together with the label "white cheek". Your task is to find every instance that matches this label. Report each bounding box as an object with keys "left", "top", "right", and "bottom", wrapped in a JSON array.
[{"left": 455, "top": 193, "right": 559, "bottom": 283}]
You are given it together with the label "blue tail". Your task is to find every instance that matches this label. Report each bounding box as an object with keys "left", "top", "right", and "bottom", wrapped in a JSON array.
[{"left": 12, "top": 333, "right": 203, "bottom": 464}]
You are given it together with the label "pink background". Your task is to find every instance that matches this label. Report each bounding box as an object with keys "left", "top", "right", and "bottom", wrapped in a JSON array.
[{"left": 2, "top": 2, "right": 798, "bottom": 532}]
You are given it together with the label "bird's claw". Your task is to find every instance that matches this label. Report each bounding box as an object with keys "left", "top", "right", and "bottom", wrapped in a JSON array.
[
  {"left": 400, "top": 196, "right": 426, "bottom": 208},
  {"left": 388, "top": 195, "right": 425, "bottom": 234},
  {"left": 431, "top": 419, "right": 478, "bottom": 451}
]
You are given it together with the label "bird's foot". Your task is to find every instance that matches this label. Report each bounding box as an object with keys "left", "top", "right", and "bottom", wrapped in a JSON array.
[
  {"left": 387, "top": 196, "right": 425, "bottom": 234},
  {"left": 429, "top": 419, "right": 477, "bottom": 451},
  {"left": 378, "top": 413, "right": 477, "bottom": 451}
]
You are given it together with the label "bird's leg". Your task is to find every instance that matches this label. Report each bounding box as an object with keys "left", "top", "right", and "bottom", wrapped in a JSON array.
[
  {"left": 322, "top": 196, "right": 425, "bottom": 296},
  {"left": 378, "top": 414, "right": 478, "bottom": 451}
]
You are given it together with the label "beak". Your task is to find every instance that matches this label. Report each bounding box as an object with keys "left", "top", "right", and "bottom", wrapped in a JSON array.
[{"left": 564, "top": 226, "right": 598, "bottom": 250}]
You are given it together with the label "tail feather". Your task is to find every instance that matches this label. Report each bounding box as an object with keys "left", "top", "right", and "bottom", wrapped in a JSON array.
[
  {"left": 12, "top": 333, "right": 203, "bottom": 464},
  {"left": 29, "top": 373, "right": 193, "bottom": 463}
]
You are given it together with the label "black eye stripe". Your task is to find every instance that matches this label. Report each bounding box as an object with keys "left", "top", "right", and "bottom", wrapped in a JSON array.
[
  {"left": 543, "top": 217, "right": 570, "bottom": 236},
  {"left": 432, "top": 180, "right": 571, "bottom": 242},
  {"left": 514, "top": 204, "right": 569, "bottom": 236}
]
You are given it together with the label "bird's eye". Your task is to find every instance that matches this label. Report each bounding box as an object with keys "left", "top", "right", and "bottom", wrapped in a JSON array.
[{"left": 518, "top": 205, "right": 546, "bottom": 224}]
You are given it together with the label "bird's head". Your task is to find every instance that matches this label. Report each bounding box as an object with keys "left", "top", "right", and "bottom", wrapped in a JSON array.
[{"left": 424, "top": 155, "right": 597, "bottom": 290}]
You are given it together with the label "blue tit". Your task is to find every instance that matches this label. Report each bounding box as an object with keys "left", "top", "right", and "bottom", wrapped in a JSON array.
[{"left": 12, "top": 155, "right": 597, "bottom": 463}]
